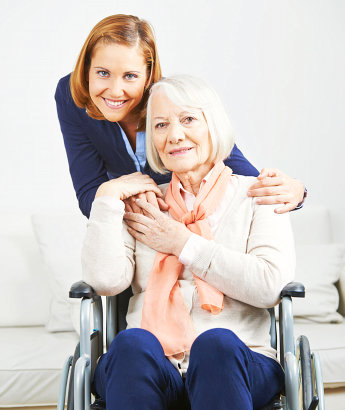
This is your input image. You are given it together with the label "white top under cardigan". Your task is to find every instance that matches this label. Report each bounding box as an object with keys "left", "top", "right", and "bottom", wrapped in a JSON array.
[{"left": 82, "top": 175, "right": 296, "bottom": 375}]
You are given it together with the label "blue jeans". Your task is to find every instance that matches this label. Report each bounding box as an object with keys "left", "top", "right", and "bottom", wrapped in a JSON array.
[{"left": 94, "top": 328, "right": 284, "bottom": 409}]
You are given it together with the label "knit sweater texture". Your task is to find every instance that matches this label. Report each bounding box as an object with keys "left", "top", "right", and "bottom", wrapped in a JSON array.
[{"left": 82, "top": 175, "right": 295, "bottom": 369}]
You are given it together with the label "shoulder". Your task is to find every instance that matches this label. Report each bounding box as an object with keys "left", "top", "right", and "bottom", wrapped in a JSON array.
[
  {"left": 55, "top": 74, "right": 75, "bottom": 107},
  {"left": 232, "top": 174, "right": 257, "bottom": 194},
  {"left": 56, "top": 73, "right": 71, "bottom": 95},
  {"left": 55, "top": 73, "right": 88, "bottom": 122}
]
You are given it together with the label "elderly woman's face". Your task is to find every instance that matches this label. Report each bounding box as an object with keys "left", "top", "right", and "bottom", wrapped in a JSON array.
[{"left": 151, "top": 92, "right": 213, "bottom": 175}]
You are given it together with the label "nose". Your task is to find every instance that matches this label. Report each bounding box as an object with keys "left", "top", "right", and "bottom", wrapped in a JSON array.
[
  {"left": 108, "top": 78, "right": 125, "bottom": 98},
  {"left": 167, "top": 122, "right": 185, "bottom": 144}
]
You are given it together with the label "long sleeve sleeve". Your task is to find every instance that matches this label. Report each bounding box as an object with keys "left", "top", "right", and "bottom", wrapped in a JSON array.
[
  {"left": 55, "top": 76, "right": 109, "bottom": 218},
  {"left": 180, "top": 203, "right": 295, "bottom": 308},
  {"left": 81, "top": 197, "right": 135, "bottom": 296},
  {"left": 225, "top": 144, "right": 259, "bottom": 177}
]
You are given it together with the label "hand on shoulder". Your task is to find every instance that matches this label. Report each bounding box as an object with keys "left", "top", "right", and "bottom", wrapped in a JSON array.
[{"left": 247, "top": 168, "right": 305, "bottom": 214}]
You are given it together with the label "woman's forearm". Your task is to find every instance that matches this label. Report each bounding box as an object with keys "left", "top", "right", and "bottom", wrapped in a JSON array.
[
  {"left": 81, "top": 197, "right": 135, "bottom": 296},
  {"left": 179, "top": 204, "right": 295, "bottom": 308}
]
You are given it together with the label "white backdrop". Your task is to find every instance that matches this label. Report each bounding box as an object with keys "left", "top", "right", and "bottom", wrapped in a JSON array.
[{"left": 1, "top": 0, "right": 344, "bottom": 239}]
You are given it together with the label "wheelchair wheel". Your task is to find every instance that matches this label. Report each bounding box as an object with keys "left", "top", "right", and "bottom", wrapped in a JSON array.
[
  {"left": 66, "top": 330, "right": 102, "bottom": 410},
  {"left": 66, "top": 342, "right": 80, "bottom": 410},
  {"left": 297, "top": 335, "right": 319, "bottom": 410}
]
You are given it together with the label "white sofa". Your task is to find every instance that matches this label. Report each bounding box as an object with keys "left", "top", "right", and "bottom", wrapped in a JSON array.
[{"left": 0, "top": 206, "right": 344, "bottom": 408}]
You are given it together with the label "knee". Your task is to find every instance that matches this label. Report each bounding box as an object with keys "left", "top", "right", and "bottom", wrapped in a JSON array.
[
  {"left": 107, "top": 328, "right": 163, "bottom": 358},
  {"left": 191, "top": 328, "right": 244, "bottom": 361}
]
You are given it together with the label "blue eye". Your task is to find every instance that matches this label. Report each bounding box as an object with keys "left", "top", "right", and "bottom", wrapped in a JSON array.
[
  {"left": 125, "top": 73, "right": 138, "bottom": 80},
  {"left": 97, "top": 70, "right": 109, "bottom": 77}
]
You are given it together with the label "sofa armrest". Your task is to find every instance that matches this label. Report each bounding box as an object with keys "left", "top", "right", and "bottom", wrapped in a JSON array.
[
  {"left": 281, "top": 282, "right": 305, "bottom": 298},
  {"left": 69, "top": 280, "right": 96, "bottom": 299},
  {"left": 337, "top": 266, "right": 345, "bottom": 317}
]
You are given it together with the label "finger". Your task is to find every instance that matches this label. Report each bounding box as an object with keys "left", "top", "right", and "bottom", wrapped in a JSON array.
[
  {"left": 248, "top": 186, "right": 283, "bottom": 198},
  {"left": 141, "top": 182, "right": 163, "bottom": 198},
  {"left": 258, "top": 168, "right": 270, "bottom": 179},
  {"left": 135, "top": 198, "right": 163, "bottom": 219},
  {"left": 123, "top": 200, "right": 134, "bottom": 213},
  {"left": 249, "top": 176, "right": 283, "bottom": 191},
  {"left": 124, "top": 211, "right": 157, "bottom": 228},
  {"left": 136, "top": 193, "right": 153, "bottom": 216},
  {"left": 258, "top": 168, "right": 281, "bottom": 179},
  {"left": 157, "top": 197, "right": 169, "bottom": 211},
  {"left": 125, "top": 219, "right": 150, "bottom": 234},
  {"left": 137, "top": 193, "right": 147, "bottom": 201},
  {"left": 129, "top": 196, "right": 143, "bottom": 214},
  {"left": 274, "top": 203, "right": 295, "bottom": 214},
  {"left": 126, "top": 226, "right": 146, "bottom": 242},
  {"left": 145, "top": 191, "right": 159, "bottom": 209},
  {"left": 255, "top": 195, "right": 286, "bottom": 205}
]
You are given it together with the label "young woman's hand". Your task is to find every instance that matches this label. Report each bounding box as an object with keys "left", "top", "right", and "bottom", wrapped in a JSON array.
[
  {"left": 95, "top": 172, "right": 163, "bottom": 202},
  {"left": 123, "top": 199, "right": 191, "bottom": 256},
  {"left": 247, "top": 168, "right": 305, "bottom": 214}
]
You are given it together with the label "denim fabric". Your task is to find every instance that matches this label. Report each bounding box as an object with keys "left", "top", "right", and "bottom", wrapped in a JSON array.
[{"left": 94, "top": 328, "right": 284, "bottom": 410}]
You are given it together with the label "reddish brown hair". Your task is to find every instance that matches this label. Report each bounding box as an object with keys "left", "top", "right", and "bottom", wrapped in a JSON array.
[{"left": 70, "top": 14, "right": 162, "bottom": 127}]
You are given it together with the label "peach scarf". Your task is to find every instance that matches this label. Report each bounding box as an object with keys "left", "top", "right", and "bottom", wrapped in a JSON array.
[{"left": 141, "top": 162, "right": 232, "bottom": 356}]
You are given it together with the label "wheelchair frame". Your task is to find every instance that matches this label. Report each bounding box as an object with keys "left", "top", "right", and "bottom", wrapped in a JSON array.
[{"left": 57, "top": 281, "right": 325, "bottom": 410}]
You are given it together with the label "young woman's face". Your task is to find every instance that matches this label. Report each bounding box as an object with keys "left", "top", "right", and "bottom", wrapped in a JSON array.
[
  {"left": 88, "top": 42, "right": 147, "bottom": 123},
  {"left": 151, "top": 91, "right": 213, "bottom": 175}
]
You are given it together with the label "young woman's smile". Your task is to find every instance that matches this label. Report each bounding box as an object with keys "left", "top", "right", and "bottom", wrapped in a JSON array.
[{"left": 88, "top": 43, "right": 147, "bottom": 124}]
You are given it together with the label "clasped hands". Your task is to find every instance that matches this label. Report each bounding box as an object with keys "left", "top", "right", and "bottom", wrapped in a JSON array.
[
  {"left": 95, "top": 168, "right": 305, "bottom": 253},
  {"left": 118, "top": 168, "right": 305, "bottom": 215},
  {"left": 95, "top": 172, "right": 191, "bottom": 255},
  {"left": 124, "top": 199, "right": 192, "bottom": 256}
]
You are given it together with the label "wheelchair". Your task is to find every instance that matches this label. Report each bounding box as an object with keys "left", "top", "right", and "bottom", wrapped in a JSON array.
[{"left": 57, "top": 281, "right": 325, "bottom": 410}]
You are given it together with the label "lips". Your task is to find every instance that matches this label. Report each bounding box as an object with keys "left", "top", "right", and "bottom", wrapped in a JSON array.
[
  {"left": 168, "top": 147, "right": 194, "bottom": 156},
  {"left": 102, "top": 97, "right": 128, "bottom": 109}
]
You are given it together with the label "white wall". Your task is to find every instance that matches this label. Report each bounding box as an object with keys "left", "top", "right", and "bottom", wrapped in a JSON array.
[{"left": 1, "top": 0, "right": 344, "bottom": 239}]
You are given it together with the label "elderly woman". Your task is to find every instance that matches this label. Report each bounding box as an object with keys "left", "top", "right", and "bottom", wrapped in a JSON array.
[{"left": 82, "top": 75, "right": 295, "bottom": 410}]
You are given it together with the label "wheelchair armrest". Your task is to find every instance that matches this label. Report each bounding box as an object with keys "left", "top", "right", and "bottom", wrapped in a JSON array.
[
  {"left": 278, "top": 282, "right": 305, "bottom": 366},
  {"left": 280, "top": 282, "right": 305, "bottom": 298},
  {"left": 69, "top": 280, "right": 97, "bottom": 299}
]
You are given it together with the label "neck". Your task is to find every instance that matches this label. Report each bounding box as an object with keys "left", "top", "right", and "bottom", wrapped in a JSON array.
[
  {"left": 175, "top": 162, "right": 215, "bottom": 195},
  {"left": 119, "top": 114, "right": 139, "bottom": 150}
]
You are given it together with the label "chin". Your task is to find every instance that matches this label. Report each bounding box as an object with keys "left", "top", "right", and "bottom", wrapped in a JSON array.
[
  {"left": 102, "top": 111, "right": 126, "bottom": 123},
  {"left": 169, "top": 164, "right": 195, "bottom": 174}
]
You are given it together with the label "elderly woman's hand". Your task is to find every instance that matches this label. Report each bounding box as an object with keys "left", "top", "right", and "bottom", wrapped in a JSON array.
[
  {"left": 247, "top": 168, "right": 305, "bottom": 214},
  {"left": 123, "top": 199, "right": 192, "bottom": 256}
]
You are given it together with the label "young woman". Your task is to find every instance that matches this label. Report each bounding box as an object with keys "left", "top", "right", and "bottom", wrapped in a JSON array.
[{"left": 55, "top": 14, "right": 305, "bottom": 218}]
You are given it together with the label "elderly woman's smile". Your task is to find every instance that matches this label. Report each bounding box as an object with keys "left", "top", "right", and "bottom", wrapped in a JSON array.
[
  {"left": 168, "top": 146, "right": 194, "bottom": 156},
  {"left": 150, "top": 92, "right": 214, "bottom": 192}
]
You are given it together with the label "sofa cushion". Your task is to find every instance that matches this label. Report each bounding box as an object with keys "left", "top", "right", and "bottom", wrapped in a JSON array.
[
  {"left": 290, "top": 206, "right": 332, "bottom": 245},
  {"left": 293, "top": 243, "right": 345, "bottom": 323},
  {"left": 0, "top": 326, "right": 78, "bottom": 406},
  {"left": 294, "top": 322, "right": 345, "bottom": 387},
  {"left": 32, "top": 213, "right": 87, "bottom": 332},
  {"left": 0, "top": 213, "right": 51, "bottom": 327}
]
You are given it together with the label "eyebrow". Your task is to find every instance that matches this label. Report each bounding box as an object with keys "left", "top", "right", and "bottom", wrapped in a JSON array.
[
  {"left": 92, "top": 66, "right": 142, "bottom": 74},
  {"left": 153, "top": 111, "right": 199, "bottom": 120}
]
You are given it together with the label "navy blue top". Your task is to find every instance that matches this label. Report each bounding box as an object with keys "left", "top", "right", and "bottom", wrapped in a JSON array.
[{"left": 55, "top": 74, "right": 259, "bottom": 218}]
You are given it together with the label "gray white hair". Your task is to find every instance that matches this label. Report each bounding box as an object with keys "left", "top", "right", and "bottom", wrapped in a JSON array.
[{"left": 145, "top": 74, "right": 235, "bottom": 174}]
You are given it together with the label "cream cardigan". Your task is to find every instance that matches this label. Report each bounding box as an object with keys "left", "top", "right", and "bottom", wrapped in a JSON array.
[{"left": 82, "top": 175, "right": 295, "bottom": 369}]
